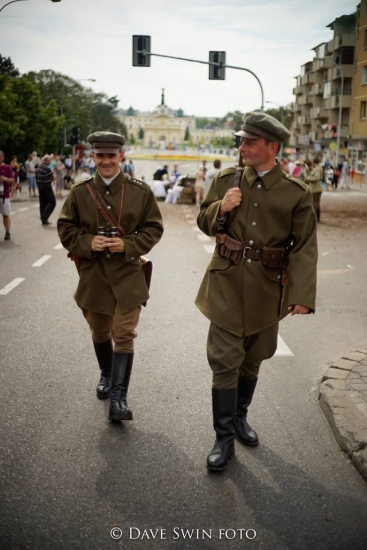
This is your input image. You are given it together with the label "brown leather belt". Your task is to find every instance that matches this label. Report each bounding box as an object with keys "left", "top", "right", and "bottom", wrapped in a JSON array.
[{"left": 215, "top": 232, "right": 291, "bottom": 268}]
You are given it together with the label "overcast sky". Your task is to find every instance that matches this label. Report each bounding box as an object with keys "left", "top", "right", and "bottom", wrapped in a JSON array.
[{"left": 1, "top": 0, "right": 357, "bottom": 117}]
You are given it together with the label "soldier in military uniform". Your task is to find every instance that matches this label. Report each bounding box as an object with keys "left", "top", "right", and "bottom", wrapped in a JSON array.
[
  {"left": 195, "top": 112, "right": 318, "bottom": 471},
  {"left": 58, "top": 132, "right": 163, "bottom": 422}
]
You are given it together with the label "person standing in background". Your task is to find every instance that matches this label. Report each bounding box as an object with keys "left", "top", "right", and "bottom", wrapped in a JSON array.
[
  {"left": 36, "top": 155, "right": 56, "bottom": 225},
  {"left": 0, "top": 150, "right": 15, "bottom": 240}
]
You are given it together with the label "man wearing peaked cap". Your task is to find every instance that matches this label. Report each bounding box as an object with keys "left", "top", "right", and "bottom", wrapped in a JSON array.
[
  {"left": 235, "top": 111, "right": 291, "bottom": 143},
  {"left": 195, "top": 110, "right": 318, "bottom": 472},
  {"left": 58, "top": 130, "right": 163, "bottom": 424}
]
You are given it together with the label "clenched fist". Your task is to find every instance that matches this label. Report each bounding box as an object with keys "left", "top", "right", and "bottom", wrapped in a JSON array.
[{"left": 218, "top": 188, "right": 242, "bottom": 218}]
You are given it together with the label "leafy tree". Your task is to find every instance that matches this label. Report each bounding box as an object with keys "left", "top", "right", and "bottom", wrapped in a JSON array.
[
  {"left": 0, "top": 74, "right": 63, "bottom": 160},
  {"left": 265, "top": 104, "right": 292, "bottom": 131},
  {"left": 184, "top": 126, "right": 191, "bottom": 141},
  {"left": 0, "top": 55, "right": 20, "bottom": 77},
  {"left": 138, "top": 127, "right": 144, "bottom": 140},
  {"left": 220, "top": 110, "right": 244, "bottom": 129}
]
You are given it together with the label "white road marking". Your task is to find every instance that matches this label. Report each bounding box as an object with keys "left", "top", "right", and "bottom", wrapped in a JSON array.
[
  {"left": 10, "top": 211, "right": 16, "bottom": 216},
  {"left": 17, "top": 207, "right": 30, "bottom": 212},
  {"left": 0, "top": 278, "right": 25, "bottom": 295},
  {"left": 275, "top": 334, "right": 294, "bottom": 356},
  {"left": 32, "top": 255, "right": 52, "bottom": 267},
  {"left": 54, "top": 243, "right": 64, "bottom": 250},
  {"left": 204, "top": 245, "right": 215, "bottom": 254}
]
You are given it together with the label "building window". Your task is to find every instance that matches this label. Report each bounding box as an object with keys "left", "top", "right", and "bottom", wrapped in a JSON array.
[
  {"left": 360, "top": 101, "right": 366, "bottom": 120},
  {"left": 362, "top": 66, "right": 367, "bottom": 85},
  {"left": 364, "top": 30, "right": 367, "bottom": 49}
]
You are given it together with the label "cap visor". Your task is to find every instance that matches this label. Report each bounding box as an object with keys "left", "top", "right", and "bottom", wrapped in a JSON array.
[
  {"left": 93, "top": 147, "right": 120, "bottom": 154},
  {"left": 234, "top": 130, "right": 262, "bottom": 140}
]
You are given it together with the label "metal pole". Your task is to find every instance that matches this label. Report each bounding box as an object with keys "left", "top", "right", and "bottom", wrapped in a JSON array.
[
  {"left": 0, "top": 0, "right": 61, "bottom": 13},
  {"left": 142, "top": 50, "right": 265, "bottom": 110},
  {"left": 0, "top": 0, "right": 27, "bottom": 12}
]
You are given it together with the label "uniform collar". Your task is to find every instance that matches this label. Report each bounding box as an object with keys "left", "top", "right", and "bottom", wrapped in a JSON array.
[
  {"left": 94, "top": 170, "right": 125, "bottom": 196},
  {"left": 244, "top": 161, "right": 284, "bottom": 190}
]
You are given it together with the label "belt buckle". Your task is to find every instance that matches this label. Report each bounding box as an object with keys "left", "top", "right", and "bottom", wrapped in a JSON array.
[{"left": 243, "top": 247, "right": 252, "bottom": 259}]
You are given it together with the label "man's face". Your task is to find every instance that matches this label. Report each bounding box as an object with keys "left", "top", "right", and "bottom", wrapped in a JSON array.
[
  {"left": 93, "top": 151, "right": 124, "bottom": 178},
  {"left": 239, "top": 137, "right": 276, "bottom": 169}
]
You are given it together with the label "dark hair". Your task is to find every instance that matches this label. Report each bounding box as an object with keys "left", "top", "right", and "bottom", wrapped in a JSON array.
[{"left": 214, "top": 159, "right": 221, "bottom": 169}]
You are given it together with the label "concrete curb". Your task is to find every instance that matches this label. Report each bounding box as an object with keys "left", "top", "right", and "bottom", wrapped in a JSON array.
[{"left": 318, "top": 349, "right": 367, "bottom": 483}]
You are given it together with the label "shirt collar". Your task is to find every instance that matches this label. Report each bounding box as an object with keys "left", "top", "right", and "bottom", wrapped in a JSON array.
[
  {"left": 94, "top": 170, "right": 125, "bottom": 196},
  {"left": 244, "top": 162, "right": 284, "bottom": 190}
]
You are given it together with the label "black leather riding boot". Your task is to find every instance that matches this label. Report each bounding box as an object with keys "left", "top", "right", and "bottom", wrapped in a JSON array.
[
  {"left": 93, "top": 339, "right": 113, "bottom": 400},
  {"left": 207, "top": 388, "right": 237, "bottom": 472},
  {"left": 108, "top": 352, "right": 134, "bottom": 421},
  {"left": 235, "top": 376, "right": 259, "bottom": 446}
]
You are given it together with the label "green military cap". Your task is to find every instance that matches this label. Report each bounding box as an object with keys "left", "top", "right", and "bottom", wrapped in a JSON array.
[
  {"left": 87, "top": 131, "right": 126, "bottom": 153},
  {"left": 235, "top": 111, "right": 291, "bottom": 144}
]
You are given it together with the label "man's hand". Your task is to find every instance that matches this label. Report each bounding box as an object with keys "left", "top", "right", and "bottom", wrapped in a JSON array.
[
  {"left": 91, "top": 236, "right": 125, "bottom": 253},
  {"left": 218, "top": 188, "right": 242, "bottom": 217},
  {"left": 104, "top": 237, "right": 125, "bottom": 253},
  {"left": 288, "top": 304, "right": 310, "bottom": 315}
]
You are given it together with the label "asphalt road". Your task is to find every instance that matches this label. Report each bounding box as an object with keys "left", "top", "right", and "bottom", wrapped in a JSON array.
[{"left": 1, "top": 164, "right": 367, "bottom": 550}]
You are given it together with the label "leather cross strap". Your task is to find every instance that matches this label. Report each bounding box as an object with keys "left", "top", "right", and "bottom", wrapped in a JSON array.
[
  {"left": 85, "top": 181, "right": 126, "bottom": 237},
  {"left": 224, "top": 167, "right": 243, "bottom": 232}
]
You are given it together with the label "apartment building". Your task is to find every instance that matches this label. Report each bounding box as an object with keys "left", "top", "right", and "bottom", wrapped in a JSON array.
[
  {"left": 349, "top": 0, "right": 367, "bottom": 172},
  {"left": 291, "top": 3, "right": 367, "bottom": 171}
]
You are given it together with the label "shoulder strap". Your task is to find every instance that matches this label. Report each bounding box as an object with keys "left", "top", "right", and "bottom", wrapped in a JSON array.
[{"left": 223, "top": 167, "right": 243, "bottom": 232}]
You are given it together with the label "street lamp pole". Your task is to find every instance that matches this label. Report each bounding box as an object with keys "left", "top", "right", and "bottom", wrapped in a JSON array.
[{"left": 0, "top": 0, "right": 61, "bottom": 13}]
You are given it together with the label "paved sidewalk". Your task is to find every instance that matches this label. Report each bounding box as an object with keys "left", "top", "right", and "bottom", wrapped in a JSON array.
[{"left": 319, "top": 349, "right": 367, "bottom": 482}]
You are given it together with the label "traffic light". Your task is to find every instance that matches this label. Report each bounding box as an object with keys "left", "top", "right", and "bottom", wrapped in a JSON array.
[
  {"left": 70, "top": 127, "right": 80, "bottom": 145},
  {"left": 132, "top": 35, "right": 151, "bottom": 67},
  {"left": 209, "top": 51, "right": 226, "bottom": 80}
]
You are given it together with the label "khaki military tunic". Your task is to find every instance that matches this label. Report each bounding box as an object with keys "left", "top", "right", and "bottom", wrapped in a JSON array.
[
  {"left": 195, "top": 162, "right": 318, "bottom": 337},
  {"left": 57, "top": 171, "right": 164, "bottom": 315}
]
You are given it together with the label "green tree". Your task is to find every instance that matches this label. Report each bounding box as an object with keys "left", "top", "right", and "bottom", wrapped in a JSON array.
[
  {"left": 184, "top": 126, "right": 191, "bottom": 141},
  {"left": 90, "top": 94, "right": 127, "bottom": 137},
  {"left": 0, "top": 74, "right": 63, "bottom": 160},
  {"left": 0, "top": 55, "right": 20, "bottom": 77},
  {"left": 138, "top": 127, "right": 144, "bottom": 140}
]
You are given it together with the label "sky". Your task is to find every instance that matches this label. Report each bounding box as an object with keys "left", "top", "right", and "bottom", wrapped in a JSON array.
[{"left": 0, "top": 0, "right": 358, "bottom": 118}]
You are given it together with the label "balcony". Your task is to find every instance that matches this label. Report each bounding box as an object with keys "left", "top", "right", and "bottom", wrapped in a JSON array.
[
  {"left": 293, "top": 85, "right": 303, "bottom": 95},
  {"left": 333, "top": 33, "right": 356, "bottom": 49},
  {"left": 312, "top": 83, "right": 323, "bottom": 95},
  {"left": 328, "top": 65, "right": 354, "bottom": 80},
  {"left": 330, "top": 94, "right": 352, "bottom": 109},
  {"left": 295, "top": 134, "right": 311, "bottom": 146},
  {"left": 298, "top": 95, "right": 312, "bottom": 105}
]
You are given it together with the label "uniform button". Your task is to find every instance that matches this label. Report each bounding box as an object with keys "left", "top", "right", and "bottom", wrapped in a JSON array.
[
  {"left": 277, "top": 274, "right": 281, "bottom": 280},
  {"left": 249, "top": 240, "right": 254, "bottom": 245},
  {"left": 257, "top": 184, "right": 262, "bottom": 189},
  {"left": 107, "top": 205, "right": 111, "bottom": 210},
  {"left": 247, "top": 259, "right": 252, "bottom": 264},
  {"left": 105, "top": 190, "right": 110, "bottom": 195},
  {"left": 253, "top": 203, "right": 259, "bottom": 207},
  {"left": 252, "top": 222, "right": 257, "bottom": 227},
  {"left": 131, "top": 257, "right": 135, "bottom": 260}
]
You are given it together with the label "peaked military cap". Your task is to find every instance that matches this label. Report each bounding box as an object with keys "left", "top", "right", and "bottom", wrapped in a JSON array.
[
  {"left": 87, "top": 131, "right": 125, "bottom": 153},
  {"left": 235, "top": 111, "right": 291, "bottom": 144}
]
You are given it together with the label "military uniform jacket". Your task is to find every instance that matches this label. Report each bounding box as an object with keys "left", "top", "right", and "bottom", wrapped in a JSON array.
[
  {"left": 195, "top": 162, "right": 318, "bottom": 337},
  {"left": 57, "top": 171, "right": 164, "bottom": 315}
]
